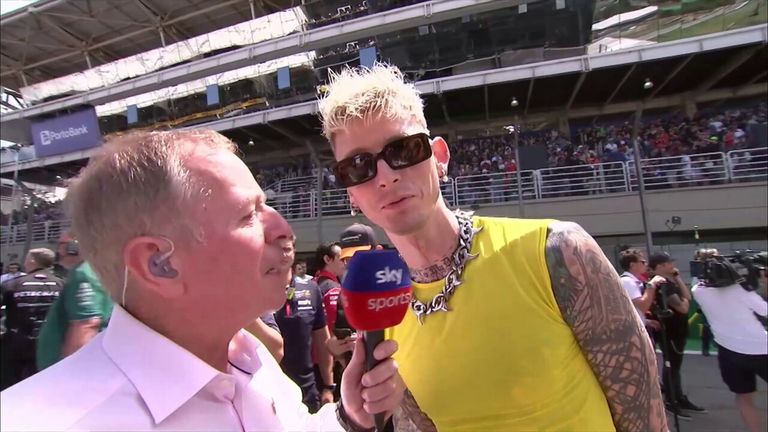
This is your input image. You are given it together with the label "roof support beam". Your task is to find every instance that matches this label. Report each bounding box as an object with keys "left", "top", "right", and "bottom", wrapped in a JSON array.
[
  {"left": 266, "top": 122, "right": 305, "bottom": 147},
  {"left": 1, "top": 0, "right": 246, "bottom": 78},
  {"left": 483, "top": 85, "right": 490, "bottom": 120},
  {"left": 41, "top": 11, "right": 150, "bottom": 27},
  {"left": 523, "top": 78, "right": 534, "bottom": 115},
  {"left": 747, "top": 70, "right": 767, "bottom": 85},
  {"left": 696, "top": 46, "right": 759, "bottom": 93},
  {"left": 439, "top": 94, "right": 451, "bottom": 123},
  {"left": 31, "top": 12, "right": 121, "bottom": 62},
  {"left": 1, "top": 39, "right": 75, "bottom": 50},
  {"left": 135, "top": 0, "right": 163, "bottom": 23},
  {"left": 605, "top": 64, "right": 636, "bottom": 106},
  {"left": 566, "top": 72, "right": 586, "bottom": 111},
  {"left": 647, "top": 54, "right": 694, "bottom": 99}
]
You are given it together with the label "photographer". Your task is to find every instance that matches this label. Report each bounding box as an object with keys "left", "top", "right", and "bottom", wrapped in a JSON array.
[
  {"left": 691, "top": 249, "right": 767, "bottom": 432},
  {"left": 648, "top": 252, "right": 706, "bottom": 420},
  {"left": 618, "top": 249, "right": 664, "bottom": 332}
]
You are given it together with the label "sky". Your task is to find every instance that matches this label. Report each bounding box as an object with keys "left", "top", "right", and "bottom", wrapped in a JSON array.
[{"left": 0, "top": 0, "right": 39, "bottom": 16}]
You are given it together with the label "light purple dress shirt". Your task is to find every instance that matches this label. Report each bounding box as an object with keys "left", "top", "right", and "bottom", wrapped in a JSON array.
[{"left": 1, "top": 305, "right": 344, "bottom": 431}]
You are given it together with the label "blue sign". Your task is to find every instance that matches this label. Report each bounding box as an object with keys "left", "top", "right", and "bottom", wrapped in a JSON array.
[
  {"left": 206, "top": 84, "right": 220, "bottom": 106},
  {"left": 127, "top": 104, "right": 138, "bottom": 124},
  {"left": 30, "top": 107, "right": 103, "bottom": 158},
  {"left": 360, "top": 46, "right": 377, "bottom": 68},
  {"left": 277, "top": 67, "right": 291, "bottom": 90}
]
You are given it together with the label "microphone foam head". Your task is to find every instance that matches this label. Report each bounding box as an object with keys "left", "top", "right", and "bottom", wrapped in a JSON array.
[{"left": 341, "top": 249, "right": 412, "bottom": 331}]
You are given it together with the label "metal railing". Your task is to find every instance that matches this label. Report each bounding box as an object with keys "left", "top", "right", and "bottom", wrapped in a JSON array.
[
  {"left": 1, "top": 220, "right": 70, "bottom": 245},
  {"left": 454, "top": 171, "right": 536, "bottom": 205},
  {"left": 538, "top": 162, "right": 627, "bottom": 199},
  {"left": 627, "top": 152, "right": 729, "bottom": 190},
  {"left": 728, "top": 148, "right": 768, "bottom": 182},
  {"left": 272, "top": 176, "right": 316, "bottom": 193},
  {"left": 3, "top": 149, "right": 767, "bottom": 244}
]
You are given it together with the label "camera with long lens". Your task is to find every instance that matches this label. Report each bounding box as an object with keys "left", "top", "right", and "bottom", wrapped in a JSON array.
[{"left": 690, "top": 249, "right": 766, "bottom": 290}]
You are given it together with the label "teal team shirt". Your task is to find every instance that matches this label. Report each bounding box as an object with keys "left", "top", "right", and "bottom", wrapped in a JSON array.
[{"left": 36, "top": 262, "right": 113, "bottom": 371}]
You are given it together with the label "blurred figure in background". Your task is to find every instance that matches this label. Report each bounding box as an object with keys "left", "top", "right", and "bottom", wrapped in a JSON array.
[
  {"left": 292, "top": 259, "right": 313, "bottom": 287},
  {"left": 36, "top": 234, "right": 113, "bottom": 371},
  {"left": 692, "top": 248, "right": 767, "bottom": 432},
  {"left": 0, "top": 262, "right": 25, "bottom": 285},
  {"left": 0, "top": 249, "right": 63, "bottom": 389},
  {"left": 275, "top": 262, "right": 335, "bottom": 413}
]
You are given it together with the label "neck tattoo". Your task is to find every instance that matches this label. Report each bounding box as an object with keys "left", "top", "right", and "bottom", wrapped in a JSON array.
[
  {"left": 410, "top": 255, "right": 454, "bottom": 284},
  {"left": 408, "top": 210, "right": 481, "bottom": 325}
]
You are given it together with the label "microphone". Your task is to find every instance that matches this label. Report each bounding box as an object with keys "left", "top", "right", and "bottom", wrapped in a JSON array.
[{"left": 341, "top": 249, "right": 412, "bottom": 432}]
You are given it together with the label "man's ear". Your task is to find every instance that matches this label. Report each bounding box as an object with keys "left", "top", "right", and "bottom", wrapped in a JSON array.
[
  {"left": 431, "top": 136, "right": 450, "bottom": 166},
  {"left": 124, "top": 236, "right": 185, "bottom": 299},
  {"left": 374, "top": 245, "right": 384, "bottom": 250}
]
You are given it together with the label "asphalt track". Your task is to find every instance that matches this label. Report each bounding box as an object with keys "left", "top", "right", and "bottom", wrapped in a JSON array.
[{"left": 674, "top": 353, "right": 767, "bottom": 432}]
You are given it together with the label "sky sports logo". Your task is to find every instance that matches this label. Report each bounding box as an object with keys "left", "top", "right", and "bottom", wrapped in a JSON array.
[
  {"left": 39, "top": 125, "right": 89, "bottom": 146},
  {"left": 367, "top": 292, "right": 412, "bottom": 312}
]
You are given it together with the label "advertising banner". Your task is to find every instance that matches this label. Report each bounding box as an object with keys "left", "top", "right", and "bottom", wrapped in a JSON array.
[{"left": 31, "top": 107, "right": 103, "bottom": 158}]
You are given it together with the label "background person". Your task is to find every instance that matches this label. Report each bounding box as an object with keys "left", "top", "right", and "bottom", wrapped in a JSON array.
[
  {"left": 292, "top": 260, "right": 313, "bottom": 287},
  {"left": 324, "top": 223, "right": 381, "bottom": 400},
  {"left": 618, "top": 248, "right": 664, "bottom": 333},
  {"left": 36, "top": 234, "right": 113, "bottom": 371},
  {"left": 314, "top": 243, "right": 345, "bottom": 297},
  {"left": 0, "top": 249, "right": 63, "bottom": 390},
  {"left": 275, "top": 265, "right": 335, "bottom": 413},
  {"left": 692, "top": 249, "right": 767, "bottom": 432},
  {"left": 648, "top": 251, "right": 706, "bottom": 419},
  {"left": 0, "top": 262, "right": 25, "bottom": 285}
]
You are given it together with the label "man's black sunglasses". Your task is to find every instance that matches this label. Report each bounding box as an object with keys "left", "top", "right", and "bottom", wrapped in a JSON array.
[{"left": 332, "top": 133, "right": 433, "bottom": 187}]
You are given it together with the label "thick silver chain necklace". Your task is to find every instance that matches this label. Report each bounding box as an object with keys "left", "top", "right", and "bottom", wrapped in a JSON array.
[{"left": 409, "top": 211, "right": 482, "bottom": 325}]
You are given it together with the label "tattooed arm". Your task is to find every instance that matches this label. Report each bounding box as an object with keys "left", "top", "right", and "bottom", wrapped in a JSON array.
[{"left": 545, "top": 221, "right": 667, "bottom": 432}]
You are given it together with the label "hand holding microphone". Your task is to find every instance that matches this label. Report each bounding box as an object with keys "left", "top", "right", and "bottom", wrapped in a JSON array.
[{"left": 339, "top": 250, "right": 411, "bottom": 432}]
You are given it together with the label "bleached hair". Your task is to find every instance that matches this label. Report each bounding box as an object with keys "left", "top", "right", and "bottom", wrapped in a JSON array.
[
  {"left": 64, "top": 130, "right": 236, "bottom": 297},
  {"left": 318, "top": 63, "right": 428, "bottom": 144}
]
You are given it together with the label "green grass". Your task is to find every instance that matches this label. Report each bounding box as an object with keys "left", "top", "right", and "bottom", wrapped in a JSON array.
[{"left": 656, "top": 0, "right": 767, "bottom": 42}]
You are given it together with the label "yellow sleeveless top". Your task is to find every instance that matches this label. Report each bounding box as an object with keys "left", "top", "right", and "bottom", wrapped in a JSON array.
[{"left": 386, "top": 216, "right": 614, "bottom": 431}]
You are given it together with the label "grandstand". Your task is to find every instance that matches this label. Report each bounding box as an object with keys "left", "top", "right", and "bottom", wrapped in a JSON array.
[{"left": 1, "top": 0, "right": 766, "bottom": 264}]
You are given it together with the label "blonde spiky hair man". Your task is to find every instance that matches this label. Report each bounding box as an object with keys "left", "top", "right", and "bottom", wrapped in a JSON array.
[{"left": 320, "top": 63, "right": 668, "bottom": 431}]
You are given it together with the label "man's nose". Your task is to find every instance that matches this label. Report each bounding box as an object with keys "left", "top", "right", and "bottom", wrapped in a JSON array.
[
  {"left": 261, "top": 204, "right": 294, "bottom": 245},
  {"left": 375, "top": 158, "right": 400, "bottom": 189}
]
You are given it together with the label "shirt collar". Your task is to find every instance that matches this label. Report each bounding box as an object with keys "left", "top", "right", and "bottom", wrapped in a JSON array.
[
  {"left": 621, "top": 271, "right": 642, "bottom": 284},
  {"left": 102, "top": 306, "right": 262, "bottom": 424},
  {"left": 314, "top": 269, "right": 339, "bottom": 284}
]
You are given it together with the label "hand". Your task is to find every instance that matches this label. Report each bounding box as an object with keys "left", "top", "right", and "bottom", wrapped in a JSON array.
[
  {"left": 646, "top": 319, "right": 661, "bottom": 331},
  {"left": 321, "top": 388, "right": 334, "bottom": 406},
  {"left": 326, "top": 335, "right": 356, "bottom": 357},
  {"left": 341, "top": 336, "right": 405, "bottom": 429},
  {"left": 649, "top": 275, "right": 666, "bottom": 288}
]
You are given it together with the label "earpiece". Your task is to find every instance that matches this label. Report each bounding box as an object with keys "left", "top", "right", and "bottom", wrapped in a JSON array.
[
  {"left": 148, "top": 237, "right": 178, "bottom": 279},
  {"left": 65, "top": 239, "right": 80, "bottom": 256},
  {"left": 149, "top": 251, "right": 178, "bottom": 279}
]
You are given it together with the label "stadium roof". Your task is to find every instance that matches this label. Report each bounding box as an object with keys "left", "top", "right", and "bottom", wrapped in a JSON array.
[{"left": 0, "top": 0, "right": 294, "bottom": 91}]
